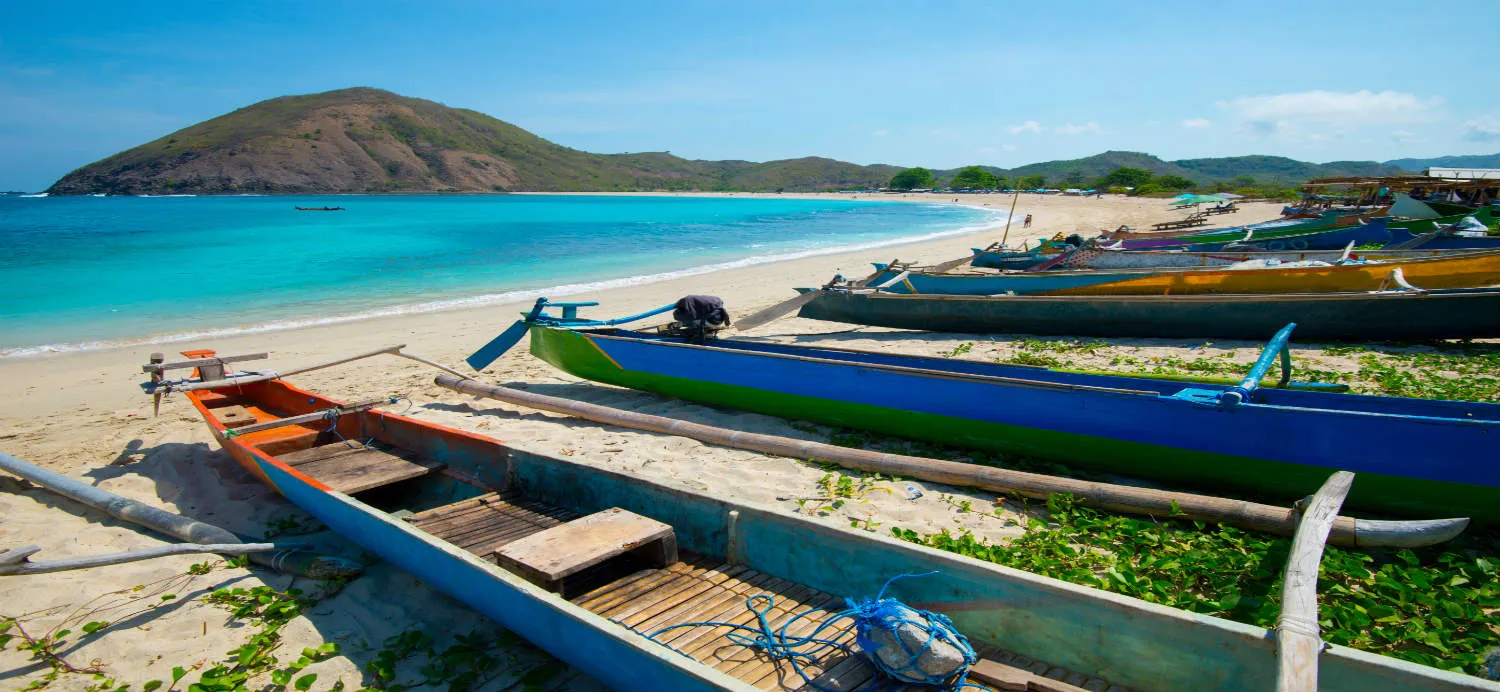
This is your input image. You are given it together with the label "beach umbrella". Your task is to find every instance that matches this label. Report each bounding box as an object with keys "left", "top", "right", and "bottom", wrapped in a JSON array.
[
  {"left": 1172, "top": 193, "right": 1195, "bottom": 199},
  {"left": 1171, "top": 193, "right": 1228, "bottom": 206},
  {"left": 1219, "top": 193, "right": 1245, "bottom": 199}
]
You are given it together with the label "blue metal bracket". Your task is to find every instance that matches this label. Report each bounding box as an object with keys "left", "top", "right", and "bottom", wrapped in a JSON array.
[
  {"left": 522, "top": 297, "right": 676, "bottom": 328},
  {"left": 1221, "top": 323, "right": 1296, "bottom": 408},
  {"left": 1168, "top": 388, "right": 1225, "bottom": 407}
]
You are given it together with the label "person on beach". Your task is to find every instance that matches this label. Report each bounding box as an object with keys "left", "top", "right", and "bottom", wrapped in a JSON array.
[{"left": 1023, "top": 214, "right": 1033, "bottom": 228}]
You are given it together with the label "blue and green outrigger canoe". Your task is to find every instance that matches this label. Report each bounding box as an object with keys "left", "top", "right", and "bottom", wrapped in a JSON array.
[
  {"left": 180, "top": 352, "right": 1497, "bottom": 692},
  {"left": 490, "top": 301, "right": 1500, "bottom": 523}
]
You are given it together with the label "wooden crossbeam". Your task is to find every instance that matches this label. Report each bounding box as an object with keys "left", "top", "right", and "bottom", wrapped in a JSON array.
[
  {"left": 142, "top": 352, "right": 268, "bottom": 374},
  {"left": 223, "top": 398, "right": 391, "bottom": 437}
]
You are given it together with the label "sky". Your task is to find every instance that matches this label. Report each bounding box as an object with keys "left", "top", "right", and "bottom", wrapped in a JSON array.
[{"left": 2, "top": 0, "right": 1498, "bottom": 191}]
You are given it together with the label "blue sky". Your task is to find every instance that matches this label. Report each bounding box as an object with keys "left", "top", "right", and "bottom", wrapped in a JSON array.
[{"left": 2, "top": 1, "right": 1497, "bottom": 190}]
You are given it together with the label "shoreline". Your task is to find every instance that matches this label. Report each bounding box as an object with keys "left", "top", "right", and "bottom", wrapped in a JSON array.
[
  {"left": 0, "top": 194, "right": 1282, "bottom": 423},
  {"left": 0, "top": 195, "right": 1005, "bottom": 360}
]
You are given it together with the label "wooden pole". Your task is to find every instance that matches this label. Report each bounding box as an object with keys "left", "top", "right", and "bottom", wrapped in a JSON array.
[
  {"left": 0, "top": 451, "right": 361, "bottom": 579},
  {"left": 0, "top": 542, "right": 282, "bottom": 576},
  {"left": 154, "top": 345, "right": 406, "bottom": 393},
  {"left": 999, "top": 181, "right": 1023, "bottom": 247},
  {"left": 433, "top": 375, "right": 1463, "bottom": 548},
  {"left": 1277, "top": 471, "right": 1355, "bottom": 692}
]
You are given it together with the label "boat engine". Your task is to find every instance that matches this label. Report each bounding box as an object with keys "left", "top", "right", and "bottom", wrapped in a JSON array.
[{"left": 660, "top": 295, "right": 731, "bottom": 344}]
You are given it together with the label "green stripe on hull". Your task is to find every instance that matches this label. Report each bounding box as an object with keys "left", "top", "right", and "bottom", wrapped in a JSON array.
[{"left": 530, "top": 327, "right": 1495, "bottom": 520}]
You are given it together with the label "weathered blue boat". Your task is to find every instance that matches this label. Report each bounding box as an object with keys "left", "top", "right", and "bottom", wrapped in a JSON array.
[
  {"left": 796, "top": 285, "right": 1500, "bottom": 341},
  {"left": 967, "top": 239, "right": 1071, "bottom": 270},
  {"left": 180, "top": 352, "right": 1499, "bottom": 692}
]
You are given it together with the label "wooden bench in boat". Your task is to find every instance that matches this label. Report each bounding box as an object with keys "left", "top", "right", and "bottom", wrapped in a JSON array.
[
  {"left": 213, "top": 405, "right": 259, "bottom": 429},
  {"left": 497, "top": 508, "right": 677, "bottom": 596},
  {"left": 406, "top": 493, "right": 1129, "bottom": 691},
  {"left": 278, "top": 441, "right": 443, "bottom": 495},
  {"left": 405, "top": 491, "right": 577, "bottom": 553}
]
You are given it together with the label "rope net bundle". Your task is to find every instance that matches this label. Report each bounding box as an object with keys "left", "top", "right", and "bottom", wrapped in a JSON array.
[{"left": 638, "top": 572, "right": 981, "bottom": 691}]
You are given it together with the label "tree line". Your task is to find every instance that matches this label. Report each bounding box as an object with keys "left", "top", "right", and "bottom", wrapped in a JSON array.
[{"left": 887, "top": 165, "right": 1301, "bottom": 199}]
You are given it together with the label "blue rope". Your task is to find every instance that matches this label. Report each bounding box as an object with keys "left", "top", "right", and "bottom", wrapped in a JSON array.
[{"left": 638, "top": 572, "right": 983, "bottom": 691}]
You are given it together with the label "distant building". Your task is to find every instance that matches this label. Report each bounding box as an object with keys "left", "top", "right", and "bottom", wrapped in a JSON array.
[{"left": 1425, "top": 167, "right": 1500, "bottom": 180}]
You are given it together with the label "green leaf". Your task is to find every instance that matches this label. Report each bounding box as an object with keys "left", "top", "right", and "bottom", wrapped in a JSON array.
[
  {"left": 142, "top": 682, "right": 162, "bottom": 692},
  {"left": 270, "top": 669, "right": 293, "bottom": 686},
  {"left": 172, "top": 666, "right": 188, "bottom": 683},
  {"left": 293, "top": 673, "right": 317, "bottom": 691},
  {"left": 82, "top": 621, "right": 109, "bottom": 635}
]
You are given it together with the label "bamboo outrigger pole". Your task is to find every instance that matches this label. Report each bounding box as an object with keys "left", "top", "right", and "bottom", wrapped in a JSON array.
[
  {"left": 0, "top": 451, "right": 361, "bottom": 579},
  {"left": 433, "top": 374, "right": 1465, "bottom": 548}
]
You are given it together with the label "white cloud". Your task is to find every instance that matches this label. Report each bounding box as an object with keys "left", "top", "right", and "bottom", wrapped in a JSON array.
[
  {"left": 1181, "top": 118, "right": 1211, "bottom": 129},
  {"left": 1464, "top": 115, "right": 1500, "bottom": 142},
  {"left": 1055, "top": 122, "right": 1101, "bottom": 135},
  {"left": 872, "top": 129, "right": 889, "bottom": 137},
  {"left": 1217, "top": 90, "right": 1440, "bottom": 136},
  {"left": 1007, "top": 120, "right": 1042, "bottom": 135}
]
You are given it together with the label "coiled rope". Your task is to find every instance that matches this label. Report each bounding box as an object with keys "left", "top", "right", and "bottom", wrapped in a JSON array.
[{"left": 638, "top": 572, "right": 981, "bottom": 691}]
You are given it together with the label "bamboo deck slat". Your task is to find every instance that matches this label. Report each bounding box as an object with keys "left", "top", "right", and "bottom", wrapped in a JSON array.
[{"left": 409, "top": 493, "right": 1127, "bottom": 691}]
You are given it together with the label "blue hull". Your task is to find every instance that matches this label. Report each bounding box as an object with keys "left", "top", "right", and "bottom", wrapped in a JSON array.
[{"left": 539, "top": 326, "right": 1500, "bottom": 521}]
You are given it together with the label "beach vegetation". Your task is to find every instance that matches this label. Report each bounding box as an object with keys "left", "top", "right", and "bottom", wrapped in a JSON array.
[
  {"left": 895, "top": 493, "right": 1500, "bottom": 676},
  {"left": 1018, "top": 174, "right": 1046, "bottom": 189},
  {"left": 948, "top": 166, "right": 999, "bottom": 190},
  {"left": 888, "top": 167, "right": 935, "bottom": 190},
  {"left": 1097, "top": 166, "right": 1153, "bottom": 188}
]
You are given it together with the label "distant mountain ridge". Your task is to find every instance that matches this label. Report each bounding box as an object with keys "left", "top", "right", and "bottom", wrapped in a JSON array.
[{"left": 43, "top": 87, "right": 1498, "bottom": 195}]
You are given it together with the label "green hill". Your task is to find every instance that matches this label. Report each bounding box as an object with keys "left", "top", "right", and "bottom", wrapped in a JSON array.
[
  {"left": 44, "top": 87, "right": 1498, "bottom": 195},
  {"left": 46, "top": 88, "right": 900, "bottom": 195},
  {"left": 1382, "top": 154, "right": 1500, "bottom": 171}
]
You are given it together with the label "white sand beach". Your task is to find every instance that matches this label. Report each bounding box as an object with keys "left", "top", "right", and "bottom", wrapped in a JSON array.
[{"left": 0, "top": 194, "right": 1287, "bottom": 690}]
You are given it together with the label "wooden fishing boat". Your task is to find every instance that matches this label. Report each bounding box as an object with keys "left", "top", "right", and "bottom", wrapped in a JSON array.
[
  {"left": 179, "top": 350, "right": 1497, "bottom": 692},
  {"left": 796, "top": 286, "right": 1500, "bottom": 341},
  {"left": 507, "top": 304, "right": 1500, "bottom": 523},
  {"left": 1030, "top": 246, "right": 1469, "bottom": 271},
  {"left": 1106, "top": 210, "right": 1356, "bottom": 242},
  {"left": 864, "top": 248, "right": 1500, "bottom": 296},
  {"left": 967, "top": 238, "right": 1073, "bottom": 270},
  {"left": 1110, "top": 217, "right": 1391, "bottom": 252}
]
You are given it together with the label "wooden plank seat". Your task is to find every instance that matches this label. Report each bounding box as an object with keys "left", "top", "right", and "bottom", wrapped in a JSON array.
[
  {"left": 568, "top": 557, "right": 1129, "bottom": 691},
  {"left": 214, "top": 405, "right": 258, "bottom": 429},
  {"left": 496, "top": 507, "right": 677, "bottom": 596},
  {"left": 405, "top": 491, "right": 579, "bottom": 557},
  {"left": 277, "top": 441, "right": 443, "bottom": 495}
]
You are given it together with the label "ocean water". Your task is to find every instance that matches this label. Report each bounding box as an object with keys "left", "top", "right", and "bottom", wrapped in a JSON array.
[{"left": 0, "top": 194, "right": 1000, "bottom": 356}]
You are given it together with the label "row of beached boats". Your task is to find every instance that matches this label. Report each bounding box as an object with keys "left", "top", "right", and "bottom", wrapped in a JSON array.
[
  {"left": 782, "top": 194, "right": 1500, "bottom": 341},
  {"left": 117, "top": 192, "right": 1499, "bottom": 691}
]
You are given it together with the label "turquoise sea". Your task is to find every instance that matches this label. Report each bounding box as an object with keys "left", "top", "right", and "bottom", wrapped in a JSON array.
[{"left": 0, "top": 194, "right": 999, "bottom": 356}]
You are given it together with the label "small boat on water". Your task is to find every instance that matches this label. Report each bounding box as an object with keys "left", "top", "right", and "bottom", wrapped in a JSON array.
[
  {"left": 294, "top": 206, "right": 344, "bottom": 211},
  {"left": 865, "top": 248, "right": 1500, "bottom": 296},
  {"left": 174, "top": 350, "right": 1495, "bottom": 691},
  {"left": 500, "top": 302, "right": 1500, "bottom": 522}
]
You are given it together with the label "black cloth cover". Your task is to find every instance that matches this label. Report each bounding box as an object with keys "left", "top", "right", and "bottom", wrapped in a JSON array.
[{"left": 673, "top": 295, "right": 731, "bottom": 326}]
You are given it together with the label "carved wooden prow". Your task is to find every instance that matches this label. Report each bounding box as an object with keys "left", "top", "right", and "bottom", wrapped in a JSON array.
[{"left": 1276, "top": 471, "right": 1354, "bottom": 692}]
